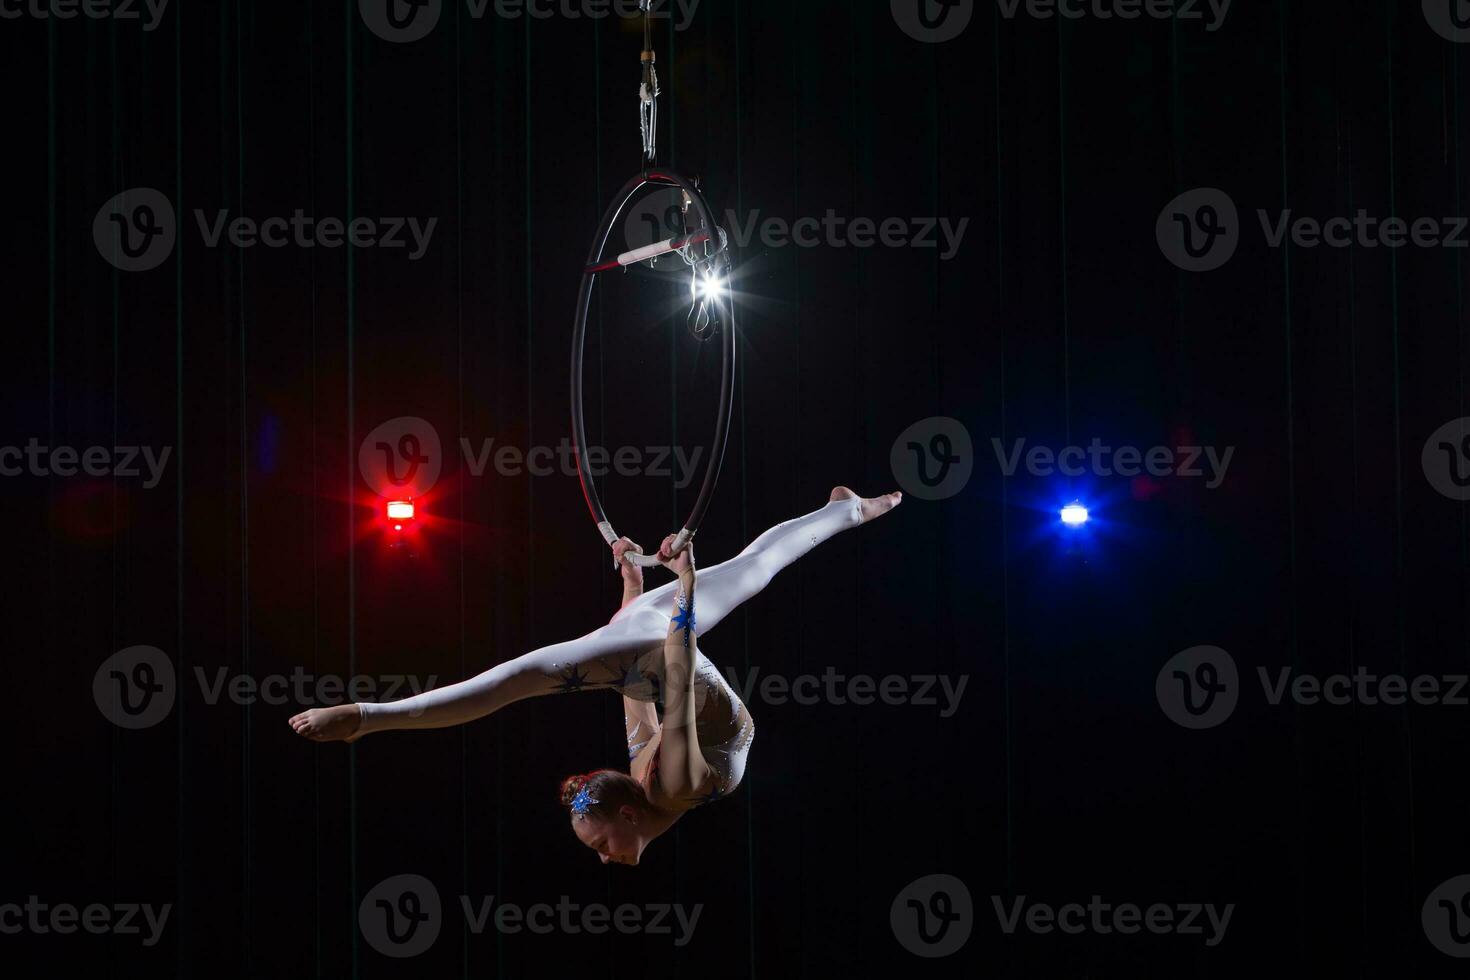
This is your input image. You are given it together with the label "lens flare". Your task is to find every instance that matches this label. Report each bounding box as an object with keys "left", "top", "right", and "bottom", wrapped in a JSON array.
[{"left": 695, "top": 273, "right": 727, "bottom": 302}]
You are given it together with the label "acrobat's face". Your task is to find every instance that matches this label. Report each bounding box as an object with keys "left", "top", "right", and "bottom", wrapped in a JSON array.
[{"left": 572, "top": 808, "right": 644, "bottom": 866}]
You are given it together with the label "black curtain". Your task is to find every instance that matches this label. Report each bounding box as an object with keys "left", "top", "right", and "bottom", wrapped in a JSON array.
[{"left": 5, "top": 0, "right": 1469, "bottom": 976}]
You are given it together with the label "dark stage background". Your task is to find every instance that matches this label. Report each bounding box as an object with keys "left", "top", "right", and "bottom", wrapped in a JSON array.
[{"left": 5, "top": 0, "right": 1470, "bottom": 976}]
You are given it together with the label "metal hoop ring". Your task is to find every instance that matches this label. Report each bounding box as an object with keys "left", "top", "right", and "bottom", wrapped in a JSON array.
[{"left": 570, "top": 168, "right": 737, "bottom": 568}]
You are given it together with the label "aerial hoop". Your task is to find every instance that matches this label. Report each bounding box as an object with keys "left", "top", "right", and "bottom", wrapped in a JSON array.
[{"left": 570, "top": 168, "right": 737, "bottom": 569}]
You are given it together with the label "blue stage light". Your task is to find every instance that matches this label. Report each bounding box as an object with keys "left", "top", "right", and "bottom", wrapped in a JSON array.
[{"left": 1060, "top": 502, "right": 1090, "bottom": 526}]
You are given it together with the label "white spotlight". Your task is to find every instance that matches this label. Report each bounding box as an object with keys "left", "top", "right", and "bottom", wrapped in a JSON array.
[{"left": 695, "top": 273, "right": 726, "bottom": 302}]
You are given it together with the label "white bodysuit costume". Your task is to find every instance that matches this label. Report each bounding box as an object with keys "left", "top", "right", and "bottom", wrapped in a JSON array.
[{"left": 351, "top": 495, "right": 865, "bottom": 805}]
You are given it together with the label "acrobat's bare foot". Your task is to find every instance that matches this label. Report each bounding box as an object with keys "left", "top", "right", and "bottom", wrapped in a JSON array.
[
  {"left": 289, "top": 704, "right": 362, "bottom": 743},
  {"left": 830, "top": 486, "right": 903, "bottom": 522}
]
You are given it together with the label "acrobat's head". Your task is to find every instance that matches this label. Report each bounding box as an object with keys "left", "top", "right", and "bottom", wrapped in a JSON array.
[{"left": 560, "top": 770, "right": 658, "bottom": 866}]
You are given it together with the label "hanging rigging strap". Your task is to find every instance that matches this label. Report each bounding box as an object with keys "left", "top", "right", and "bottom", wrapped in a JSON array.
[{"left": 638, "top": 0, "right": 659, "bottom": 166}]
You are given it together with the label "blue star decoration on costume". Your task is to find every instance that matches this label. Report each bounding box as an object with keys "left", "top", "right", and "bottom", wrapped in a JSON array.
[
  {"left": 616, "top": 650, "right": 657, "bottom": 698},
  {"left": 672, "top": 600, "right": 696, "bottom": 634},
  {"left": 550, "top": 662, "right": 595, "bottom": 695}
]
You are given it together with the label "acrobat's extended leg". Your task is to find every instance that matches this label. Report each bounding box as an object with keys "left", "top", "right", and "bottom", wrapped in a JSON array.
[
  {"left": 615, "top": 488, "right": 895, "bottom": 637},
  {"left": 346, "top": 613, "right": 668, "bottom": 739}
]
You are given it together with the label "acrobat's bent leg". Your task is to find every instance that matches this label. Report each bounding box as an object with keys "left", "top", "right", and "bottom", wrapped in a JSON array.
[
  {"left": 615, "top": 494, "right": 864, "bottom": 637},
  {"left": 352, "top": 614, "right": 667, "bottom": 738}
]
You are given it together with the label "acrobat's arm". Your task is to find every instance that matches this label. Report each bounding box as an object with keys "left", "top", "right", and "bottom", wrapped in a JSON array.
[
  {"left": 645, "top": 559, "right": 713, "bottom": 809},
  {"left": 612, "top": 536, "right": 645, "bottom": 613}
]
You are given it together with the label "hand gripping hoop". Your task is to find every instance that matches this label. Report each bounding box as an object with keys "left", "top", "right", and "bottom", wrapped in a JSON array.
[{"left": 570, "top": 168, "right": 737, "bottom": 569}]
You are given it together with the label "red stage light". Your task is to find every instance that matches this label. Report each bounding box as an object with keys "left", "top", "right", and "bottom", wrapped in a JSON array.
[{"left": 384, "top": 498, "right": 422, "bottom": 555}]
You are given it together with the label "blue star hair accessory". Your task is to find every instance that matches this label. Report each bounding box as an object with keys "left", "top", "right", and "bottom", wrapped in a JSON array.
[{"left": 570, "top": 785, "right": 599, "bottom": 820}]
